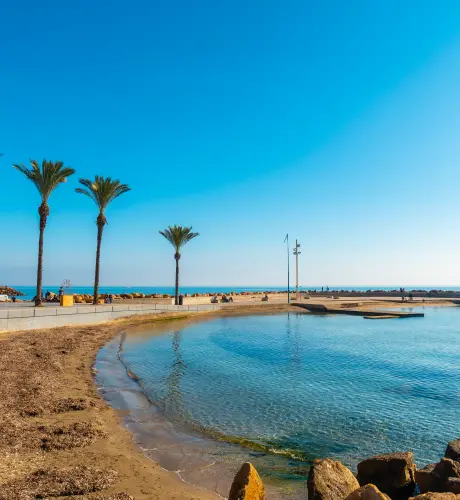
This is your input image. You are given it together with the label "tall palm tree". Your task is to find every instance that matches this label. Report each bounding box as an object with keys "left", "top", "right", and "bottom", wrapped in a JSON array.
[
  {"left": 159, "top": 225, "right": 199, "bottom": 305},
  {"left": 13, "top": 160, "right": 75, "bottom": 306},
  {"left": 76, "top": 176, "right": 130, "bottom": 305}
]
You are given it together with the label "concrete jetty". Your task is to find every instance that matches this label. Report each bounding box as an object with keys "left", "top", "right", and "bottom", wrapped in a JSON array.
[{"left": 294, "top": 303, "right": 424, "bottom": 318}]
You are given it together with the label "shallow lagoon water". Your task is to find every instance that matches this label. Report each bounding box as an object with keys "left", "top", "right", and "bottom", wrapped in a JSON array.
[{"left": 97, "top": 307, "right": 460, "bottom": 498}]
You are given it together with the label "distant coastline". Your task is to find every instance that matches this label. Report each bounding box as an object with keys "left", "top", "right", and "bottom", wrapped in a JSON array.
[{"left": 8, "top": 285, "right": 460, "bottom": 301}]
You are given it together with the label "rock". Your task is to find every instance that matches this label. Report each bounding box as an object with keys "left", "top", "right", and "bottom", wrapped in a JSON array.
[
  {"left": 416, "top": 463, "right": 442, "bottom": 493},
  {"left": 446, "top": 440, "right": 460, "bottom": 462},
  {"left": 412, "top": 494, "right": 460, "bottom": 499},
  {"left": 416, "top": 459, "right": 460, "bottom": 494},
  {"left": 445, "top": 478, "right": 460, "bottom": 494},
  {"left": 357, "top": 452, "right": 416, "bottom": 499},
  {"left": 346, "top": 484, "right": 390, "bottom": 499},
  {"left": 0, "top": 286, "right": 25, "bottom": 296},
  {"left": 308, "top": 458, "right": 359, "bottom": 500},
  {"left": 435, "top": 459, "right": 460, "bottom": 480},
  {"left": 228, "top": 462, "right": 266, "bottom": 500}
]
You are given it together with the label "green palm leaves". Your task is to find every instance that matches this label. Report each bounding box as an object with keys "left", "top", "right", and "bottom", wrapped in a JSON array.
[
  {"left": 76, "top": 176, "right": 130, "bottom": 213},
  {"left": 13, "top": 159, "right": 75, "bottom": 202},
  {"left": 159, "top": 225, "right": 199, "bottom": 255}
]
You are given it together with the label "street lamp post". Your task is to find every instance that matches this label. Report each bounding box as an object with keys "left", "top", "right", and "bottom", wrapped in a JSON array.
[{"left": 293, "top": 240, "right": 301, "bottom": 300}]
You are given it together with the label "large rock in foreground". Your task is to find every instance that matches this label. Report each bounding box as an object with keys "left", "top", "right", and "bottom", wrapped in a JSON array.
[
  {"left": 308, "top": 458, "right": 359, "bottom": 499},
  {"left": 346, "top": 484, "right": 390, "bottom": 499},
  {"left": 445, "top": 478, "right": 460, "bottom": 494},
  {"left": 416, "top": 463, "right": 442, "bottom": 493},
  {"left": 228, "top": 462, "right": 266, "bottom": 500},
  {"left": 446, "top": 440, "right": 460, "bottom": 462},
  {"left": 436, "top": 459, "right": 460, "bottom": 480},
  {"left": 416, "top": 459, "right": 460, "bottom": 494},
  {"left": 357, "top": 452, "right": 416, "bottom": 499}
]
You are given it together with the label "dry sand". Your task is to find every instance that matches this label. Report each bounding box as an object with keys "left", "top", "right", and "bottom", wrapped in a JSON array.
[{"left": 0, "top": 304, "right": 294, "bottom": 500}]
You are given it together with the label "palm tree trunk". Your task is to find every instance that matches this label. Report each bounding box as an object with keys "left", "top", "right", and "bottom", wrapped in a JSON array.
[
  {"left": 174, "top": 253, "right": 180, "bottom": 305},
  {"left": 93, "top": 213, "right": 106, "bottom": 305},
  {"left": 36, "top": 203, "right": 49, "bottom": 307}
]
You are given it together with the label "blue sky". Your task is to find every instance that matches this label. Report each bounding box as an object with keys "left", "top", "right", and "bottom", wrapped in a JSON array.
[{"left": 2, "top": 0, "right": 460, "bottom": 287}]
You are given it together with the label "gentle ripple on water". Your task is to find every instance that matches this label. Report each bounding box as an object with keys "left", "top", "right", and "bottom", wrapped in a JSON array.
[{"left": 102, "top": 307, "right": 460, "bottom": 494}]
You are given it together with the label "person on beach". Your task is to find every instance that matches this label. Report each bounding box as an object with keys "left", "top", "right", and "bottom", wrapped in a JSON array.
[{"left": 59, "top": 286, "right": 64, "bottom": 298}]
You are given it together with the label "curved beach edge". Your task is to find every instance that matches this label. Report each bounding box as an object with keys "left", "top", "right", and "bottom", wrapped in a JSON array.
[{"left": 0, "top": 305, "right": 296, "bottom": 499}]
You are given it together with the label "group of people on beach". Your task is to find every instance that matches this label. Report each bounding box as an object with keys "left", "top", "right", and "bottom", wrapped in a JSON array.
[{"left": 211, "top": 294, "right": 234, "bottom": 303}]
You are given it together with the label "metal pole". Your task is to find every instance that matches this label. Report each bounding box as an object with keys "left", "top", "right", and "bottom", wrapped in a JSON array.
[
  {"left": 295, "top": 239, "right": 299, "bottom": 299},
  {"left": 293, "top": 240, "right": 301, "bottom": 300},
  {"left": 288, "top": 235, "right": 290, "bottom": 304},
  {"left": 284, "top": 234, "right": 290, "bottom": 304}
]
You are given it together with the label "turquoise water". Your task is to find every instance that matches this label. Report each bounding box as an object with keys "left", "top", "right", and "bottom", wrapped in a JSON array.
[{"left": 115, "top": 308, "right": 460, "bottom": 484}]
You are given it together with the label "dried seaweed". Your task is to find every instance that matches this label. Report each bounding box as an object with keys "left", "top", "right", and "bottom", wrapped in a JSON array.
[{"left": 0, "top": 466, "right": 117, "bottom": 499}]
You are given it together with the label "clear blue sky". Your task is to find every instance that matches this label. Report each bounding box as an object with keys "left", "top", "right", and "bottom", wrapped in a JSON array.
[{"left": 2, "top": 0, "right": 460, "bottom": 287}]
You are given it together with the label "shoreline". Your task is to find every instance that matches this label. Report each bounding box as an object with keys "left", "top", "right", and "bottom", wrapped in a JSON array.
[
  {"left": 0, "top": 304, "right": 295, "bottom": 499},
  {"left": 97, "top": 310, "right": 309, "bottom": 500}
]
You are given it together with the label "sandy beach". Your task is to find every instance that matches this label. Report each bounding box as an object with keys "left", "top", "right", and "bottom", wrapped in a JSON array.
[{"left": 0, "top": 304, "right": 297, "bottom": 499}]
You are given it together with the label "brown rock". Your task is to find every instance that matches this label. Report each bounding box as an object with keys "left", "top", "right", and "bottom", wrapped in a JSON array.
[
  {"left": 357, "top": 452, "right": 416, "bottom": 499},
  {"left": 416, "top": 463, "right": 442, "bottom": 493},
  {"left": 435, "top": 459, "right": 460, "bottom": 480},
  {"left": 445, "top": 478, "right": 460, "bottom": 494},
  {"left": 446, "top": 440, "right": 460, "bottom": 462},
  {"left": 416, "top": 459, "right": 460, "bottom": 494},
  {"left": 228, "top": 462, "right": 266, "bottom": 500},
  {"left": 308, "top": 458, "right": 359, "bottom": 500},
  {"left": 412, "top": 494, "right": 460, "bottom": 499},
  {"left": 346, "top": 484, "right": 390, "bottom": 499}
]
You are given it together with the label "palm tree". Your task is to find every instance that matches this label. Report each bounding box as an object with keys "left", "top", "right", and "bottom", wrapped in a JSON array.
[
  {"left": 159, "top": 225, "right": 199, "bottom": 305},
  {"left": 13, "top": 160, "right": 75, "bottom": 306},
  {"left": 76, "top": 176, "right": 130, "bottom": 305}
]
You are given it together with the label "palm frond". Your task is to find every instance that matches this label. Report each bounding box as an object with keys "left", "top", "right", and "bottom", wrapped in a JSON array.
[
  {"left": 76, "top": 175, "right": 130, "bottom": 212},
  {"left": 13, "top": 159, "right": 75, "bottom": 201},
  {"left": 159, "top": 225, "right": 199, "bottom": 252}
]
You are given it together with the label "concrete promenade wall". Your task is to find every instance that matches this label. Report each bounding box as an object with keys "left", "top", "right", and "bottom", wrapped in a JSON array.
[{"left": 0, "top": 303, "right": 223, "bottom": 332}]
